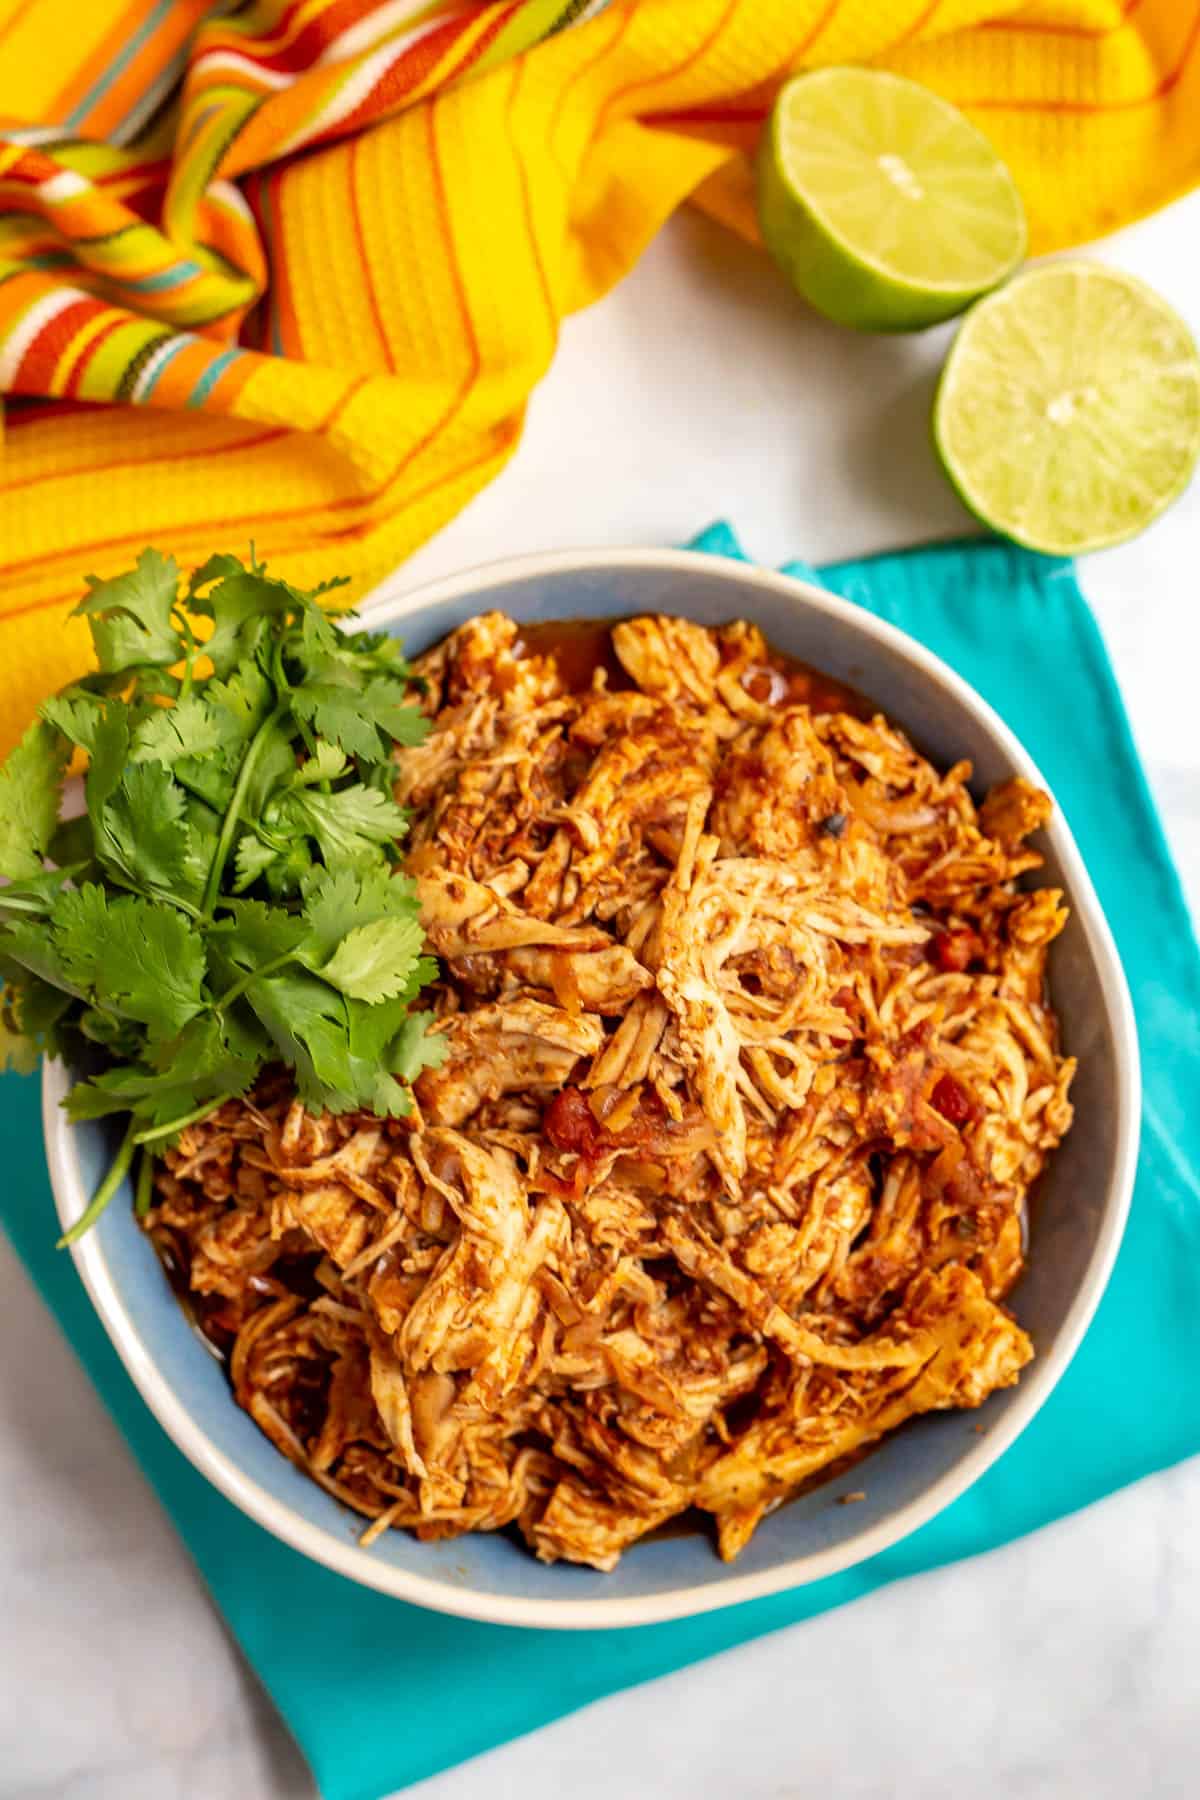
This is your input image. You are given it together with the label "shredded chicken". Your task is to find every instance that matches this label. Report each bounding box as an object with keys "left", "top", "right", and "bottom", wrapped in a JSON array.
[{"left": 149, "top": 611, "right": 1074, "bottom": 1571}]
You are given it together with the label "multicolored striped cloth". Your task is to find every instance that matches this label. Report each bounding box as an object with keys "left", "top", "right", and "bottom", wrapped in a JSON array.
[{"left": 2, "top": 0, "right": 1198, "bottom": 750}]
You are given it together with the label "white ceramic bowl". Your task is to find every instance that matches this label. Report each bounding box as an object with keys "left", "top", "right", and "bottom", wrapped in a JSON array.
[{"left": 45, "top": 548, "right": 1140, "bottom": 1630}]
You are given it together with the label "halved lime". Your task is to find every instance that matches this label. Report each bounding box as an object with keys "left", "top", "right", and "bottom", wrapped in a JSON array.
[
  {"left": 756, "top": 67, "right": 1026, "bottom": 333},
  {"left": 935, "top": 262, "right": 1200, "bottom": 555}
]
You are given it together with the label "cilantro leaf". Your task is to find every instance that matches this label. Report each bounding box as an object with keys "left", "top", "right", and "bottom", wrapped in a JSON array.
[
  {"left": 388, "top": 1006, "right": 447, "bottom": 1081},
  {"left": 48, "top": 812, "right": 96, "bottom": 871},
  {"left": 12, "top": 971, "right": 75, "bottom": 1045},
  {"left": 83, "top": 706, "right": 132, "bottom": 827},
  {"left": 76, "top": 1005, "right": 146, "bottom": 1058},
  {"left": 0, "top": 872, "right": 80, "bottom": 949},
  {"left": 232, "top": 834, "right": 278, "bottom": 893},
  {"left": 52, "top": 885, "right": 206, "bottom": 1038},
  {"left": 0, "top": 919, "right": 87, "bottom": 998},
  {"left": 262, "top": 842, "right": 314, "bottom": 899},
  {"left": 288, "top": 682, "right": 386, "bottom": 762},
  {"left": 66, "top": 1013, "right": 265, "bottom": 1129},
  {"left": 360, "top": 678, "right": 431, "bottom": 748},
  {"left": 329, "top": 628, "right": 413, "bottom": 677},
  {"left": 61, "top": 1070, "right": 157, "bottom": 1122},
  {"left": 98, "top": 763, "right": 198, "bottom": 900},
  {"left": 189, "top": 558, "right": 343, "bottom": 678},
  {"left": 172, "top": 745, "right": 238, "bottom": 813},
  {"left": 243, "top": 715, "right": 299, "bottom": 820},
  {"left": 320, "top": 914, "right": 426, "bottom": 1003},
  {"left": 297, "top": 866, "right": 431, "bottom": 1003},
  {"left": 204, "top": 659, "right": 273, "bottom": 744},
  {"left": 142, "top": 1004, "right": 269, "bottom": 1083},
  {"left": 74, "top": 549, "right": 184, "bottom": 672},
  {"left": 163, "top": 658, "right": 271, "bottom": 817},
  {"left": 188, "top": 564, "right": 294, "bottom": 677},
  {"left": 342, "top": 1000, "right": 446, "bottom": 1116},
  {"left": 0, "top": 959, "right": 77, "bottom": 1068},
  {"left": 242, "top": 969, "right": 354, "bottom": 1112},
  {"left": 130, "top": 694, "right": 228, "bottom": 766},
  {"left": 209, "top": 898, "right": 307, "bottom": 972},
  {"left": 0, "top": 718, "right": 69, "bottom": 880},
  {"left": 290, "top": 672, "right": 428, "bottom": 762},
  {"left": 40, "top": 692, "right": 106, "bottom": 756},
  {"left": 292, "top": 741, "right": 348, "bottom": 787},
  {"left": 244, "top": 977, "right": 440, "bottom": 1119},
  {"left": 280, "top": 784, "right": 408, "bottom": 865},
  {"left": 179, "top": 795, "right": 220, "bottom": 902},
  {"left": 300, "top": 865, "right": 402, "bottom": 959},
  {"left": 293, "top": 594, "right": 346, "bottom": 659}
]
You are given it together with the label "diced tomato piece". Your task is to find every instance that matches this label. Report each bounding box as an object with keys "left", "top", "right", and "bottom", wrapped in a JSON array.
[
  {"left": 931, "top": 927, "right": 982, "bottom": 973},
  {"left": 931, "top": 1074, "right": 973, "bottom": 1126},
  {"left": 543, "top": 1086, "right": 602, "bottom": 1156}
]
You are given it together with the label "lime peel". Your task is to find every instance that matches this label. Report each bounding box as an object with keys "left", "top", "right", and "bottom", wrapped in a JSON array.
[{"left": 756, "top": 67, "right": 1027, "bottom": 333}]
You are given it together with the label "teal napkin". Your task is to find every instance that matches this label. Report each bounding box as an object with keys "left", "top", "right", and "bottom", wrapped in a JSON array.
[{"left": 4, "top": 527, "right": 1200, "bottom": 1800}]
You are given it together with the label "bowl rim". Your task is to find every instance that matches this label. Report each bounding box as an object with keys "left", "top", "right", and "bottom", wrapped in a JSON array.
[{"left": 44, "top": 544, "right": 1142, "bottom": 1630}]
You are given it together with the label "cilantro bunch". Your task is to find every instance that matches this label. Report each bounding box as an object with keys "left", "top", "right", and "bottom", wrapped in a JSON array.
[{"left": 0, "top": 549, "right": 443, "bottom": 1243}]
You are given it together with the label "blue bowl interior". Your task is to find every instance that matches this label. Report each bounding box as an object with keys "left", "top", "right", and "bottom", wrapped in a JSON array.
[{"left": 77, "top": 558, "right": 1121, "bottom": 1609}]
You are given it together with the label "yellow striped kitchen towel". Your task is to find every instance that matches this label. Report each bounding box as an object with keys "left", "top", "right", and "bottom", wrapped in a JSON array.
[{"left": 1, "top": 0, "right": 1198, "bottom": 748}]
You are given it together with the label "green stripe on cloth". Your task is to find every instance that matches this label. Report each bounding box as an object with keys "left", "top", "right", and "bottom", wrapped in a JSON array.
[{"left": 63, "top": 0, "right": 180, "bottom": 130}]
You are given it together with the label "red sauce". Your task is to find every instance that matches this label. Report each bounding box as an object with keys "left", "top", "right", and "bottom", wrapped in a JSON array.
[
  {"left": 515, "top": 620, "right": 631, "bottom": 693},
  {"left": 514, "top": 617, "right": 874, "bottom": 718},
  {"left": 147, "top": 1226, "right": 232, "bottom": 1363}
]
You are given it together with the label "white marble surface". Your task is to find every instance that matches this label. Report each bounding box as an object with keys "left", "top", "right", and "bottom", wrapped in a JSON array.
[{"left": 4, "top": 188, "right": 1200, "bottom": 1800}]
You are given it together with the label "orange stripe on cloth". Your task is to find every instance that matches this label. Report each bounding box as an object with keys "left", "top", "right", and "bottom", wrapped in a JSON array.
[
  {"left": 595, "top": 0, "right": 745, "bottom": 130},
  {"left": 346, "top": 133, "right": 394, "bottom": 373},
  {"left": 372, "top": 97, "right": 482, "bottom": 478},
  {"left": 546, "top": 1, "right": 637, "bottom": 180},
  {"left": 51, "top": 0, "right": 207, "bottom": 138},
  {"left": 0, "top": 0, "right": 43, "bottom": 55},
  {"left": 507, "top": 59, "right": 557, "bottom": 329},
  {"left": 2, "top": 425, "right": 289, "bottom": 494},
  {"left": 889, "top": 0, "right": 945, "bottom": 53}
]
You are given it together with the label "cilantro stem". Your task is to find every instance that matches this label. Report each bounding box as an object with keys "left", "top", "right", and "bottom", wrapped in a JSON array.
[
  {"left": 134, "top": 1146, "right": 155, "bottom": 1218},
  {"left": 0, "top": 892, "right": 51, "bottom": 915},
  {"left": 57, "top": 1116, "right": 138, "bottom": 1248},
  {"left": 132, "top": 1097, "right": 229, "bottom": 1146},
  {"left": 212, "top": 948, "right": 298, "bottom": 1011},
  {"left": 173, "top": 610, "right": 198, "bottom": 703},
  {"left": 200, "top": 703, "right": 286, "bottom": 920},
  {"left": 269, "top": 633, "right": 290, "bottom": 696}
]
